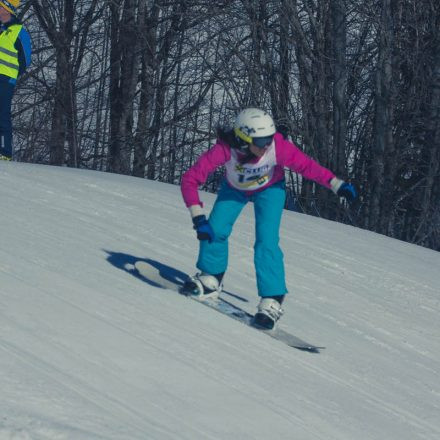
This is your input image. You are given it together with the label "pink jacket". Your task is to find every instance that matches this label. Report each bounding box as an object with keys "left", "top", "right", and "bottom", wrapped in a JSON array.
[{"left": 181, "top": 132, "right": 335, "bottom": 208}]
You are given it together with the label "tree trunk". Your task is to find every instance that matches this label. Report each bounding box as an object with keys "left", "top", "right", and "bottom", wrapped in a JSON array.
[
  {"left": 370, "top": 0, "right": 395, "bottom": 234},
  {"left": 107, "top": 0, "right": 143, "bottom": 175},
  {"left": 132, "top": 1, "right": 159, "bottom": 178},
  {"left": 331, "top": 0, "right": 347, "bottom": 177}
]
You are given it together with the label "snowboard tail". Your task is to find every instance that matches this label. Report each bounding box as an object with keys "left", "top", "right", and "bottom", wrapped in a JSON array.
[{"left": 190, "top": 295, "right": 323, "bottom": 352}]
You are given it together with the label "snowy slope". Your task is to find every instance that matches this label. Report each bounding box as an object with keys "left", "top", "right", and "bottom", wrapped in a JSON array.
[{"left": 0, "top": 162, "right": 439, "bottom": 440}]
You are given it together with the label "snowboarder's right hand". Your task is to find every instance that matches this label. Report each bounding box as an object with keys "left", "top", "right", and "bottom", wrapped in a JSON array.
[{"left": 192, "top": 215, "right": 215, "bottom": 243}]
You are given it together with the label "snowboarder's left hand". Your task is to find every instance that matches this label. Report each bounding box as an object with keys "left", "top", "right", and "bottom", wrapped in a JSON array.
[
  {"left": 192, "top": 215, "right": 215, "bottom": 243},
  {"left": 330, "top": 178, "right": 358, "bottom": 203},
  {"left": 337, "top": 182, "right": 358, "bottom": 202}
]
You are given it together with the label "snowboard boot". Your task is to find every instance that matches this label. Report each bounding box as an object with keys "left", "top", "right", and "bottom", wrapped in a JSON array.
[
  {"left": 180, "top": 272, "right": 223, "bottom": 300},
  {"left": 253, "top": 296, "right": 285, "bottom": 330}
]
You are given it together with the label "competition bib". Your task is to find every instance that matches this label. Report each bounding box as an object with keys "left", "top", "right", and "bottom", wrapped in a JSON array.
[{"left": 225, "top": 142, "right": 277, "bottom": 191}]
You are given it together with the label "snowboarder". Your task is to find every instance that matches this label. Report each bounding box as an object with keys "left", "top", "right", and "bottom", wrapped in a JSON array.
[
  {"left": 180, "top": 108, "right": 357, "bottom": 329},
  {"left": 0, "top": 0, "right": 31, "bottom": 160}
]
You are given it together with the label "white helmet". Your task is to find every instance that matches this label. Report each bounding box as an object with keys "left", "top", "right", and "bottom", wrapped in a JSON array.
[{"left": 234, "top": 108, "right": 276, "bottom": 147}]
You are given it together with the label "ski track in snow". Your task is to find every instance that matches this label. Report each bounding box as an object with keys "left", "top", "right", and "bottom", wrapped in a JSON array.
[{"left": 1, "top": 162, "right": 439, "bottom": 440}]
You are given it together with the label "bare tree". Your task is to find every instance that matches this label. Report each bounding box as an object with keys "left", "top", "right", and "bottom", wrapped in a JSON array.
[
  {"left": 30, "top": 0, "right": 101, "bottom": 166},
  {"left": 107, "top": 0, "right": 145, "bottom": 174},
  {"left": 11, "top": 0, "right": 440, "bottom": 250}
]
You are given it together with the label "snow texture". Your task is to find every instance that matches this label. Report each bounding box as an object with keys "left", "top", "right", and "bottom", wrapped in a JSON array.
[{"left": 1, "top": 162, "right": 439, "bottom": 440}]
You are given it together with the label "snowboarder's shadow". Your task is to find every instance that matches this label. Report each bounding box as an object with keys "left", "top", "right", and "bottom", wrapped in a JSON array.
[
  {"left": 104, "top": 250, "right": 186, "bottom": 289},
  {"left": 104, "top": 250, "right": 248, "bottom": 302}
]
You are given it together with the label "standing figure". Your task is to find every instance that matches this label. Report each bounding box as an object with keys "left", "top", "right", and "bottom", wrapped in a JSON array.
[
  {"left": 0, "top": 0, "right": 31, "bottom": 160},
  {"left": 180, "top": 108, "right": 357, "bottom": 329}
]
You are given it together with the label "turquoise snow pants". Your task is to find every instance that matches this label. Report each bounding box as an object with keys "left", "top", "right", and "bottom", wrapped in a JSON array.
[{"left": 196, "top": 180, "right": 288, "bottom": 297}]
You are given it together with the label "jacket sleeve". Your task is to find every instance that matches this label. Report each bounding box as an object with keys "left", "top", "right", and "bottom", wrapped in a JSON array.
[
  {"left": 181, "top": 142, "right": 230, "bottom": 208},
  {"left": 276, "top": 135, "right": 335, "bottom": 188},
  {"left": 15, "top": 27, "right": 32, "bottom": 76}
]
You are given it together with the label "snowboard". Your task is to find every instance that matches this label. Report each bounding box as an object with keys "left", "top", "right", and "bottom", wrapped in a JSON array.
[{"left": 134, "top": 261, "right": 324, "bottom": 353}]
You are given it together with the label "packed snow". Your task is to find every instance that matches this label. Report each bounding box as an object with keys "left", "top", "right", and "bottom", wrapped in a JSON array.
[{"left": 1, "top": 161, "right": 439, "bottom": 440}]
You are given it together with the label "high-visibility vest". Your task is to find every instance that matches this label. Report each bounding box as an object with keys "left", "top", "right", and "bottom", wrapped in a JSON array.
[{"left": 0, "top": 24, "right": 21, "bottom": 80}]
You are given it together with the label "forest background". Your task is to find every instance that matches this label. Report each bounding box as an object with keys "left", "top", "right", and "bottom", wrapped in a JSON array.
[{"left": 12, "top": 0, "right": 440, "bottom": 251}]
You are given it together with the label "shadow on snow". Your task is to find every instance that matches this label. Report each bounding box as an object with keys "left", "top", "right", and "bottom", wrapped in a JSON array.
[
  {"left": 104, "top": 250, "right": 248, "bottom": 303},
  {"left": 104, "top": 250, "right": 186, "bottom": 289}
]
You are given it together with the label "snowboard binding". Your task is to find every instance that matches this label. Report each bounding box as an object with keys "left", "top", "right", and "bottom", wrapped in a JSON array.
[
  {"left": 180, "top": 273, "right": 222, "bottom": 300},
  {"left": 253, "top": 297, "right": 284, "bottom": 330}
]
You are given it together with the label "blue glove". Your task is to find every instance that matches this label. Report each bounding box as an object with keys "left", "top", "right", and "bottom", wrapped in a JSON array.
[
  {"left": 337, "top": 182, "right": 358, "bottom": 202},
  {"left": 192, "top": 215, "right": 215, "bottom": 243}
]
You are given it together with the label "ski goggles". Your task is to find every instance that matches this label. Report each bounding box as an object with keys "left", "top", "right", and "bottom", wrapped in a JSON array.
[
  {"left": 252, "top": 135, "right": 274, "bottom": 149},
  {"left": 234, "top": 126, "right": 274, "bottom": 148}
]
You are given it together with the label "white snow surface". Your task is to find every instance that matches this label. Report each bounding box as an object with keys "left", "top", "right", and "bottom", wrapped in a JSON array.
[{"left": 1, "top": 162, "right": 439, "bottom": 440}]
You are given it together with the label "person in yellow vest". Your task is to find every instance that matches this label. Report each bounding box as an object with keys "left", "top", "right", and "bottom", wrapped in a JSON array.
[{"left": 0, "top": 0, "right": 31, "bottom": 160}]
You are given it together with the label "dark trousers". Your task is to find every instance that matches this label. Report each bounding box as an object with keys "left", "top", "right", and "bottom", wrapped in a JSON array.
[{"left": 0, "top": 81, "right": 15, "bottom": 158}]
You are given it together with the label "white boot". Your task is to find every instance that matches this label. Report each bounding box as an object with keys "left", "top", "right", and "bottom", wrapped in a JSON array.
[
  {"left": 181, "top": 273, "right": 222, "bottom": 299},
  {"left": 254, "top": 297, "right": 284, "bottom": 329}
]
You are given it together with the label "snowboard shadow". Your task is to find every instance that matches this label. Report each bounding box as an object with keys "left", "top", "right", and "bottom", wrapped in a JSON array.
[{"left": 104, "top": 250, "right": 249, "bottom": 302}]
